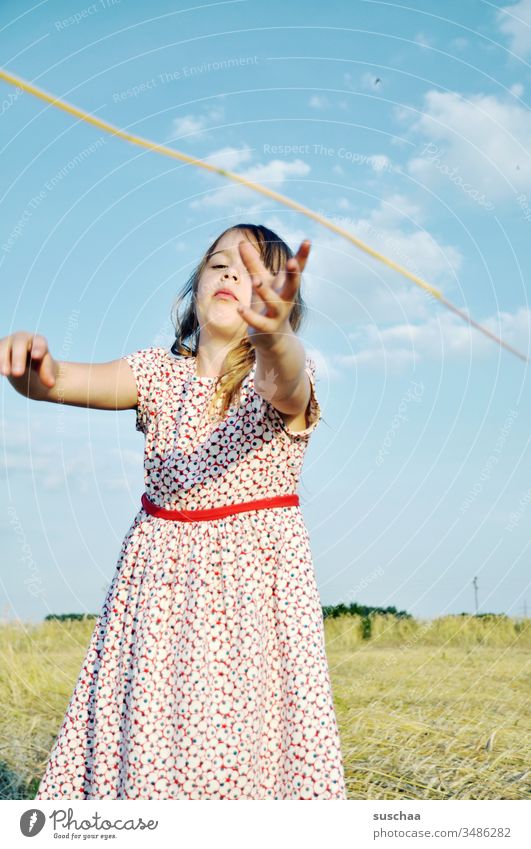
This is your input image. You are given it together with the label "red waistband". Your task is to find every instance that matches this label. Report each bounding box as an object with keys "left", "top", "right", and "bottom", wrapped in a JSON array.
[{"left": 141, "top": 491, "right": 300, "bottom": 522}]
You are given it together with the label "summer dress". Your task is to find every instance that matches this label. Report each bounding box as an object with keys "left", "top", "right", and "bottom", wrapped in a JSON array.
[{"left": 35, "top": 346, "right": 346, "bottom": 800}]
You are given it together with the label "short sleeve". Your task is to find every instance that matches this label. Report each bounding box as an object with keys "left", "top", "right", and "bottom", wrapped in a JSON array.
[
  {"left": 264, "top": 354, "right": 323, "bottom": 442},
  {"left": 122, "top": 346, "right": 166, "bottom": 434}
]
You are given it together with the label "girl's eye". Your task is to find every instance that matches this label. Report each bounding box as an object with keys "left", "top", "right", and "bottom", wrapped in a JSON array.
[{"left": 212, "top": 264, "right": 227, "bottom": 269}]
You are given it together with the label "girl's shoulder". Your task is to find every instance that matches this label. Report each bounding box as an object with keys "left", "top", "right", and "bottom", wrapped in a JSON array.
[
  {"left": 122, "top": 344, "right": 193, "bottom": 434},
  {"left": 124, "top": 344, "right": 191, "bottom": 373}
]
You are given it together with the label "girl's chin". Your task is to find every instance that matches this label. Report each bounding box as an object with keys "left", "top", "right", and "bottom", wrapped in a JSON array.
[
  {"left": 210, "top": 299, "right": 245, "bottom": 316},
  {"left": 212, "top": 297, "right": 239, "bottom": 307},
  {"left": 201, "top": 310, "right": 243, "bottom": 330}
]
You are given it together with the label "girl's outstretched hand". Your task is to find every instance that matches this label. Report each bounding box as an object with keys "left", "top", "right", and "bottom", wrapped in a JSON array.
[
  {"left": 0, "top": 331, "right": 56, "bottom": 388},
  {"left": 237, "top": 238, "right": 311, "bottom": 351}
]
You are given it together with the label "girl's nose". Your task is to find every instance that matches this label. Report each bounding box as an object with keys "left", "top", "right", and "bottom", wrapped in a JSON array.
[{"left": 223, "top": 269, "right": 239, "bottom": 283}]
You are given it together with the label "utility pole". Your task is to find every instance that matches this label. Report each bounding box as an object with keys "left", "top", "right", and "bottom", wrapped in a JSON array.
[{"left": 472, "top": 576, "right": 479, "bottom": 614}]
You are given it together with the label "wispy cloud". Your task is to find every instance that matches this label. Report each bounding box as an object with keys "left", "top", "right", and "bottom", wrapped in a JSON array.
[
  {"left": 398, "top": 89, "right": 531, "bottom": 201},
  {"left": 201, "top": 145, "right": 254, "bottom": 171},
  {"left": 298, "top": 193, "right": 463, "bottom": 326},
  {"left": 496, "top": 0, "right": 531, "bottom": 58},
  {"left": 1, "top": 417, "right": 143, "bottom": 492},
  {"left": 341, "top": 306, "right": 531, "bottom": 373},
  {"left": 170, "top": 106, "right": 225, "bottom": 140},
  {"left": 414, "top": 32, "right": 434, "bottom": 49},
  {"left": 190, "top": 152, "right": 310, "bottom": 209},
  {"left": 309, "top": 95, "right": 330, "bottom": 109}
]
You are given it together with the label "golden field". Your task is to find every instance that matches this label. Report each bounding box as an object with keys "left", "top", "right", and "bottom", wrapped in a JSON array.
[
  {"left": 0, "top": 614, "right": 529, "bottom": 800},
  {"left": 325, "top": 614, "right": 530, "bottom": 800}
]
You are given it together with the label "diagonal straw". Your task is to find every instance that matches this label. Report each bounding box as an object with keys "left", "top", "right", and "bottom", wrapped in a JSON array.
[{"left": 0, "top": 66, "right": 528, "bottom": 363}]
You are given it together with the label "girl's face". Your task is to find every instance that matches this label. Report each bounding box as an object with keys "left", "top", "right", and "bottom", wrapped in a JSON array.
[{"left": 195, "top": 229, "right": 258, "bottom": 335}]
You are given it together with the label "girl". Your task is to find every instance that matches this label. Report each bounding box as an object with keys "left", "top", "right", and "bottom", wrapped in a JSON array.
[{"left": 2, "top": 223, "right": 346, "bottom": 800}]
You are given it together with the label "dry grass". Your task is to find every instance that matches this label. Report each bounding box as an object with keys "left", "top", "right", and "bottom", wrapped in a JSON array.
[
  {"left": 325, "top": 615, "right": 531, "bottom": 800},
  {"left": 0, "top": 618, "right": 96, "bottom": 799},
  {"left": 0, "top": 614, "right": 529, "bottom": 799}
]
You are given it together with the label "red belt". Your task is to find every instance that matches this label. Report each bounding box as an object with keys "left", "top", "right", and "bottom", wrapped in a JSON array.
[{"left": 141, "top": 491, "right": 299, "bottom": 522}]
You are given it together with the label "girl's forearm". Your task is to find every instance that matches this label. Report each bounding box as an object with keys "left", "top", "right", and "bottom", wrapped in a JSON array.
[{"left": 253, "top": 330, "right": 306, "bottom": 406}]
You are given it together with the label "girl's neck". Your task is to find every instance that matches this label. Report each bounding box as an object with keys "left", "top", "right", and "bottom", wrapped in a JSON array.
[
  {"left": 194, "top": 349, "right": 227, "bottom": 379},
  {"left": 195, "top": 335, "right": 239, "bottom": 378}
]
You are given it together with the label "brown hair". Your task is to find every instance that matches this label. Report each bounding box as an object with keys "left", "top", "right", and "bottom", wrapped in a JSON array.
[{"left": 170, "top": 223, "right": 308, "bottom": 420}]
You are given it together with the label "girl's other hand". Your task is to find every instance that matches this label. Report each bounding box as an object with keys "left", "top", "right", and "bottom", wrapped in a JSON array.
[{"left": 0, "top": 331, "right": 57, "bottom": 388}]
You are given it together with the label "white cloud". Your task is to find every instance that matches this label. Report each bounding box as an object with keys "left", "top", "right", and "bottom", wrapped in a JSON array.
[
  {"left": 308, "top": 347, "right": 342, "bottom": 382},
  {"left": 244, "top": 159, "right": 310, "bottom": 184},
  {"left": 171, "top": 115, "right": 204, "bottom": 137},
  {"left": 450, "top": 37, "right": 468, "bottom": 51},
  {"left": 1, "top": 415, "right": 143, "bottom": 492},
  {"left": 414, "top": 32, "right": 433, "bottom": 48},
  {"left": 170, "top": 106, "right": 224, "bottom": 140},
  {"left": 484, "top": 304, "right": 531, "bottom": 351},
  {"left": 340, "top": 306, "right": 531, "bottom": 373},
  {"left": 399, "top": 89, "right": 531, "bottom": 201},
  {"left": 364, "top": 191, "right": 427, "bottom": 226},
  {"left": 190, "top": 157, "right": 310, "bottom": 209},
  {"left": 202, "top": 145, "right": 253, "bottom": 171},
  {"left": 497, "top": 0, "right": 531, "bottom": 58},
  {"left": 368, "top": 154, "right": 393, "bottom": 174},
  {"left": 309, "top": 95, "right": 329, "bottom": 109},
  {"left": 343, "top": 72, "right": 355, "bottom": 90},
  {"left": 331, "top": 153, "right": 394, "bottom": 180},
  {"left": 273, "top": 193, "right": 463, "bottom": 328},
  {"left": 259, "top": 214, "right": 308, "bottom": 252},
  {"left": 1, "top": 446, "right": 93, "bottom": 492}
]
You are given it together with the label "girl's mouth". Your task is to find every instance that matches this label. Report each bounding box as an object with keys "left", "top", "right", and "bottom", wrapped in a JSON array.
[{"left": 214, "top": 290, "right": 238, "bottom": 301}]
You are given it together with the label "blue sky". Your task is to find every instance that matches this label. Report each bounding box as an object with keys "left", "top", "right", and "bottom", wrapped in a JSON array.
[{"left": 1, "top": 0, "right": 530, "bottom": 623}]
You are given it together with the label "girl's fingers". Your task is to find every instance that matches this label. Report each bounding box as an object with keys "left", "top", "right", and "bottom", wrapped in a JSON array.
[
  {"left": 239, "top": 239, "right": 280, "bottom": 293},
  {"left": 239, "top": 237, "right": 311, "bottom": 319},
  {"left": 11, "top": 333, "right": 47, "bottom": 376},
  {"left": 278, "top": 240, "right": 311, "bottom": 301},
  {"left": 250, "top": 275, "right": 282, "bottom": 318},
  {"left": 0, "top": 331, "right": 54, "bottom": 387},
  {"left": 10, "top": 335, "right": 32, "bottom": 375},
  {"left": 29, "top": 334, "right": 47, "bottom": 356},
  {"left": 238, "top": 240, "right": 266, "bottom": 285},
  {"left": 237, "top": 302, "right": 272, "bottom": 333},
  {"left": 0, "top": 339, "right": 10, "bottom": 375},
  {"left": 279, "top": 258, "right": 300, "bottom": 301},
  {"left": 39, "top": 352, "right": 56, "bottom": 387}
]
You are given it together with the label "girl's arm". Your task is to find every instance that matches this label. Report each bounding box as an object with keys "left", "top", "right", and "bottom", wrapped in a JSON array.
[
  {"left": 237, "top": 238, "right": 314, "bottom": 419},
  {"left": 253, "top": 332, "right": 310, "bottom": 417},
  {"left": 1, "top": 330, "right": 137, "bottom": 411}
]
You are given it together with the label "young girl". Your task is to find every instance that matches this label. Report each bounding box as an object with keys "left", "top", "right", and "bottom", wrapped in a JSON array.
[{"left": 2, "top": 223, "right": 346, "bottom": 800}]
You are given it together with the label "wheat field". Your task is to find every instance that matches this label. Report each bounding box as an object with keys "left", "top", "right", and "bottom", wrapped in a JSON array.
[{"left": 0, "top": 614, "right": 529, "bottom": 800}]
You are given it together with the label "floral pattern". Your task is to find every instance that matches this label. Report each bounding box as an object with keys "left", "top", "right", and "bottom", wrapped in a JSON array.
[{"left": 35, "top": 346, "right": 346, "bottom": 800}]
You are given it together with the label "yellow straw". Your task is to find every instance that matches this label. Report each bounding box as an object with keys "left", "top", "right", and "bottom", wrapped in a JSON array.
[{"left": 1, "top": 66, "right": 527, "bottom": 363}]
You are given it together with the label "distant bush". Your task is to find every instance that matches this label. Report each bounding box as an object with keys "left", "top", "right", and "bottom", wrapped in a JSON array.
[
  {"left": 44, "top": 613, "right": 98, "bottom": 622},
  {"left": 321, "top": 603, "right": 411, "bottom": 620},
  {"left": 321, "top": 604, "right": 411, "bottom": 641}
]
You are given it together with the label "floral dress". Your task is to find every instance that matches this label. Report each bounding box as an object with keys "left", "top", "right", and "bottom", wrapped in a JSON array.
[{"left": 35, "top": 346, "right": 346, "bottom": 800}]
